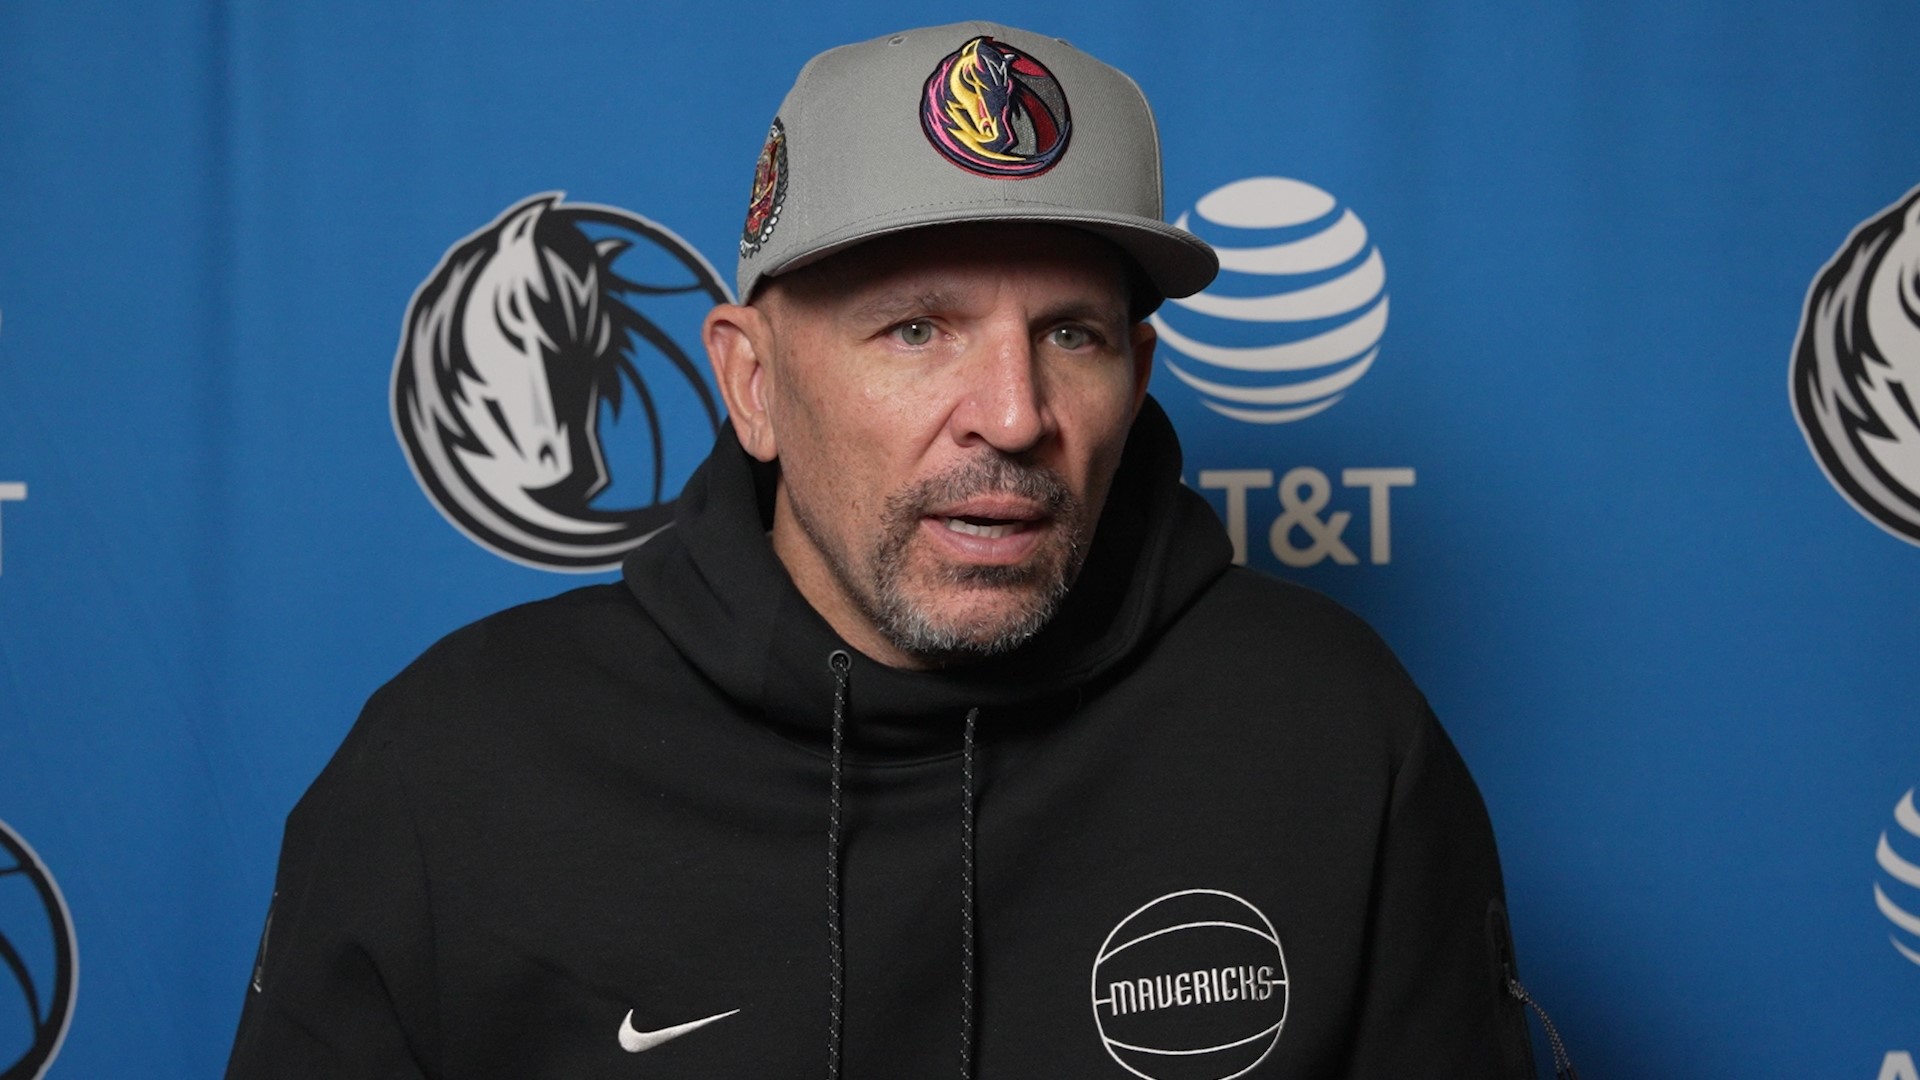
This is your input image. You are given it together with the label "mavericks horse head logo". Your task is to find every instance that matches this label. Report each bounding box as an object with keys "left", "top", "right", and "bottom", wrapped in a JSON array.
[
  {"left": 1792, "top": 182, "right": 1920, "bottom": 546},
  {"left": 920, "top": 35, "right": 1071, "bottom": 179},
  {"left": 393, "top": 194, "right": 729, "bottom": 570}
]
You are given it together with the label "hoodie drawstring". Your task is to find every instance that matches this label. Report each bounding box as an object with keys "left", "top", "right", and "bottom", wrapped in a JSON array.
[
  {"left": 959, "top": 706, "right": 979, "bottom": 1079},
  {"left": 824, "top": 651, "right": 981, "bottom": 1080},
  {"left": 827, "top": 650, "right": 851, "bottom": 1080},
  {"left": 1505, "top": 973, "right": 1578, "bottom": 1079}
]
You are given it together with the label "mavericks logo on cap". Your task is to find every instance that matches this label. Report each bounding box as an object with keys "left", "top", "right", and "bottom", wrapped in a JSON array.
[
  {"left": 740, "top": 118, "right": 788, "bottom": 259},
  {"left": 920, "top": 35, "right": 1071, "bottom": 179}
]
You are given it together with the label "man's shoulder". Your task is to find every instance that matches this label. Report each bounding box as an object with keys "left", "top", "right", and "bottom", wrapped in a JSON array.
[
  {"left": 411, "top": 580, "right": 644, "bottom": 662},
  {"left": 293, "top": 581, "right": 693, "bottom": 820},
  {"left": 356, "top": 582, "right": 667, "bottom": 739},
  {"left": 1183, "top": 566, "right": 1407, "bottom": 664},
  {"left": 394, "top": 581, "right": 641, "bottom": 673},
  {"left": 1150, "top": 566, "right": 1436, "bottom": 747}
]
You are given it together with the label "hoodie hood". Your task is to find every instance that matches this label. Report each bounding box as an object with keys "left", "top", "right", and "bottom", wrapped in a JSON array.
[{"left": 620, "top": 395, "right": 1232, "bottom": 757}]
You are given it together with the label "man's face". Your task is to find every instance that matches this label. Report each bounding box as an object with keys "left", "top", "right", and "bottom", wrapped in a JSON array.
[{"left": 735, "top": 223, "right": 1153, "bottom": 668}]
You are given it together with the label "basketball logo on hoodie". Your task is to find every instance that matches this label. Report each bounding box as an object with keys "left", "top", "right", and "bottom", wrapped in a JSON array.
[
  {"left": 392, "top": 193, "right": 729, "bottom": 571},
  {"left": 1791, "top": 182, "right": 1920, "bottom": 546},
  {"left": 1091, "top": 890, "right": 1289, "bottom": 1079}
]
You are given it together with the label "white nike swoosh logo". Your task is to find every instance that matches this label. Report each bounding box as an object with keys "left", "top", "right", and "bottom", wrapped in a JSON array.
[{"left": 617, "top": 1007, "right": 740, "bottom": 1053}]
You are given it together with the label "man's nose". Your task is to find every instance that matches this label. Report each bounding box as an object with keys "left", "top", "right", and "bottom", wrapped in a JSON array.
[{"left": 949, "top": 326, "right": 1051, "bottom": 454}]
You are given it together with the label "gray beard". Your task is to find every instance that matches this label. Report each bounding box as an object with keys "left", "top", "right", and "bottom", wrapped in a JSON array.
[
  {"left": 797, "top": 456, "right": 1086, "bottom": 666},
  {"left": 870, "top": 546, "right": 1076, "bottom": 663}
]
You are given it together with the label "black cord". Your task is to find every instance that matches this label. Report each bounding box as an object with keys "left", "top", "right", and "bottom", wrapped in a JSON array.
[
  {"left": 959, "top": 707, "right": 980, "bottom": 1079},
  {"left": 1506, "top": 975, "right": 1578, "bottom": 1080},
  {"left": 827, "top": 650, "right": 851, "bottom": 1080}
]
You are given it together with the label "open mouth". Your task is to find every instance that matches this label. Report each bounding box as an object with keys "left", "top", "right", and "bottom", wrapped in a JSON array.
[{"left": 941, "top": 515, "right": 1033, "bottom": 540}]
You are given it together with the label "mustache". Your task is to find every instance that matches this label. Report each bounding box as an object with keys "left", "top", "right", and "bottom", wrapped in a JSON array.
[{"left": 885, "top": 456, "right": 1077, "bottom": 519}]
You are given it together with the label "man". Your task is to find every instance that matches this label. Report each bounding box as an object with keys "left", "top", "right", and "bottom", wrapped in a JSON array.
[{"left": 228, "top": 22, "right": 1541, "bottom": 1079}]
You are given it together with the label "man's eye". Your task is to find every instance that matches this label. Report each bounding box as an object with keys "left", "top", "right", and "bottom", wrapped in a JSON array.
[
  {"left": 1050, "top": 325, "right": 1096, "bottom": 350},
  {"left": 894, "top": 320, "right": 936, "bottom": 346}
]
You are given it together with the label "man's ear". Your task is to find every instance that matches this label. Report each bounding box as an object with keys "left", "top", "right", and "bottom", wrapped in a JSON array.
[
  {"left": 704, "top": 302, "right": 779, "bottom": 462},
  {"left": 1128, "top": 319, "right": 1157, "bottom": 414}
]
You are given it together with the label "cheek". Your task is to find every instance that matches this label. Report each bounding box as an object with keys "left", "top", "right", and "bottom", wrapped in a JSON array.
[
  {"left": 1059, "top": 363, "right": 1142, "bottom": 437},
  {"left": 821, "top": 358, "right": 949, "bottom": 463},
  {"left": 1055, "top": 370, "right": 1142, "bottom": 506},
  {"left": 768, "top": 367, "right": 893, "bottom": 519}
]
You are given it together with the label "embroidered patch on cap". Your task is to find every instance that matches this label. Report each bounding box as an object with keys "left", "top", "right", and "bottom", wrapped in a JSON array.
[
  {"left": 740, "top": 118, "right": 788, "bottom": 258},
  {"left": 919, "top": 36, "right": 1071, "bottom": 179}
]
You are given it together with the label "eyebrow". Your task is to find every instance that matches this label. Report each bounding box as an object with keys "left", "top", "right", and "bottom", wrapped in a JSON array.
[
  {"left": 841, "top": 291, "right": 1129, "bottom": 333},
  {"left": 1032, "top": 298, "right": 1129, "bottom": 332},
  {"left": 842, "top": 289, "right": 970, "bottom": 328}
]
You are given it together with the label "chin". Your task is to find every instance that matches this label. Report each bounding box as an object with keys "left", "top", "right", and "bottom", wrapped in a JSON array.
[{"left": 877, "top": 581, "right": 1066, "bottom": 662}]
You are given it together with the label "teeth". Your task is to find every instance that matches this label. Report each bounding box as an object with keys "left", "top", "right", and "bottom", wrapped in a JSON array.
[{"left": 945, "top": 518, "right": 1019, "bottom": 539}]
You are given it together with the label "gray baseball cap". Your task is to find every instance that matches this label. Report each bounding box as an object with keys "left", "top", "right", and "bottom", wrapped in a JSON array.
[{"left": 734, "top": 21, "right": 1218, "bottom": 305}]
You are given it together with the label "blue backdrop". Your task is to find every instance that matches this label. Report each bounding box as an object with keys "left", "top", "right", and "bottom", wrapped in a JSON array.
[{"left": 3, "top": 2, "right": 1918, "bottom": 1076}]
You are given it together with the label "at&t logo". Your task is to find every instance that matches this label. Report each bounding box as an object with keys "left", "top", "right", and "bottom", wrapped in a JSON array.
[
  {"left": 1199, "top": 467, "right": 1412, "bottom": 568},
  {"left": 1875, "top": 787, "right": 1920, "bottom": 967},
  {"left": 1090, "top": 889, "right": 1288, "bottom": 1080},
  {"left": 1161, "top": 178, "right": 1415, "bottom": 569},
  {"left": 1153, "top": 177, "right": 1386, "bottom": 425},
  {"left": 0, "top": 818, "right": 76, "bottom": 1080},
  {"left": 1872, "top": 788, "right": 1919, "bottom": 1080}
]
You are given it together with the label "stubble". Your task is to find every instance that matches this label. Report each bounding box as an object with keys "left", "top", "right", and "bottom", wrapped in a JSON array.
[{"left": 792, "top": 456, "right": 1088, "bottom": 666}]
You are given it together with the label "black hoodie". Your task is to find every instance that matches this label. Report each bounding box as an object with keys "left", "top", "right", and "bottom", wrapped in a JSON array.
[{"left": 226, "top": 398, "right": 1538, "bottom": 1079}]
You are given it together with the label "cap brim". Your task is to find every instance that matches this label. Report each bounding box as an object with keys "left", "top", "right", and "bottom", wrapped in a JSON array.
[{"left": 760, "top": 203, "right": 1220, "bottom": 303}]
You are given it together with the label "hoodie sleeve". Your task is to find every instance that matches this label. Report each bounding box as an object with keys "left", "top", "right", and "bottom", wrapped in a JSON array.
[
  {"left": 1341, "top": 710, "right": 1539, "bottom": 1079},
  {"left": 224, "top": 722, "right": 442, "bottom": 1080}
]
